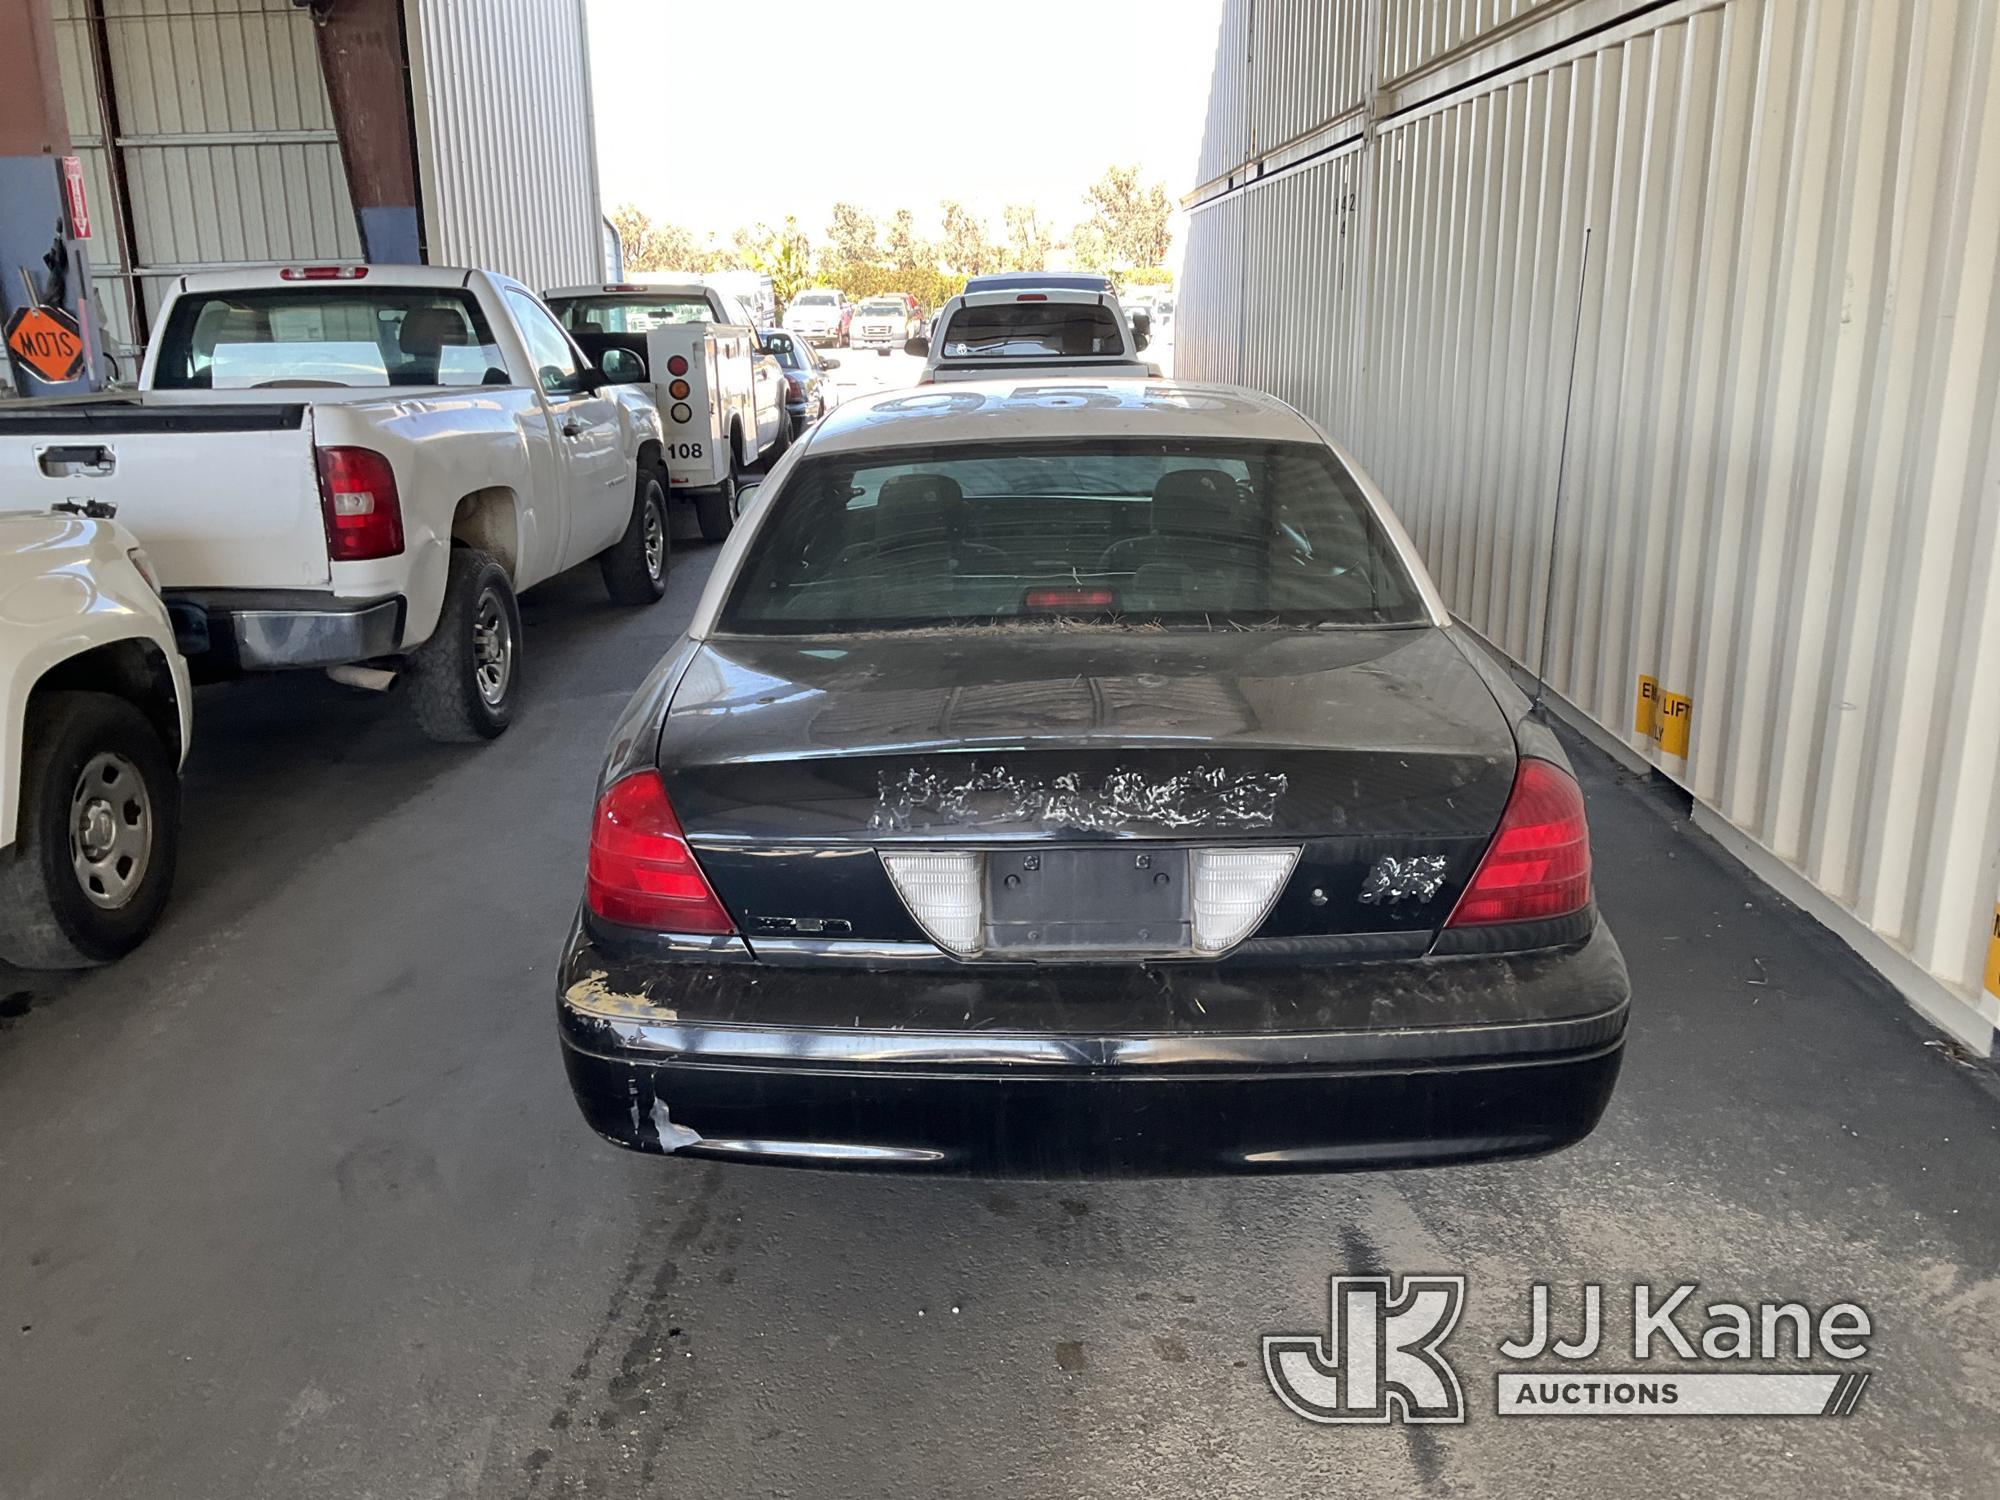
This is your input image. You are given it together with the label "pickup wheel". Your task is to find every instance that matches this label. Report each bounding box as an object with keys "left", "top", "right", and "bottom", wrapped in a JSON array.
[
  {"left": 0, "top": 690, "right": 180, "bottom": 969},
  {"left": 601, "top": 469, "right": 670, "bottom": 605},
  {"left": 408, "top": 547, "right": 521, "bottom": 743},
  {"left": 696, "top": 476, "right": 735, "bottom": 543}
]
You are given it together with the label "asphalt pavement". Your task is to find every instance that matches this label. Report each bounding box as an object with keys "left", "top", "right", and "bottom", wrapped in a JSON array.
[{"left": 4, "top": 385, "right": 1999, "bottom": 1496}]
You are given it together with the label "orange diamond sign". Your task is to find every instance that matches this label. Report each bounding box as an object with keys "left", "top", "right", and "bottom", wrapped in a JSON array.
[{"left": 6, "top": 302, "right": 86, "bottom": 385}]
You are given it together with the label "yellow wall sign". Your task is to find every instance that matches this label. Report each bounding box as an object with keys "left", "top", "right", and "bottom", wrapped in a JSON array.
[
  {"left": 1985, "top": 905, "right": 2000, "bottom": 1001},
  {"left": 1634, "top": 674, "right": 1692, "bottom": 758},
  {"left": 1634, "top": 675, "right": 1658, "bottom": 735}
]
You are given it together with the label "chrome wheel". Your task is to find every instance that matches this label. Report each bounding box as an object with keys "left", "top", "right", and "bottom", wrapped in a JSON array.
[
  {"left": 473, "top": 587, "right": 514, "bottom": 707},
  {"left": 643, "top": 496, "right": 666, "bottom": 580},
  {"left": 69, "top": 751, "right": 152, "bottom": 910}
]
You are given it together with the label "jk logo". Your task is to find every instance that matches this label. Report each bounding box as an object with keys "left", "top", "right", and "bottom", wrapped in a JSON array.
[{"left": 1264, "top": 1275, "right": 1467, "bottom": 1424}]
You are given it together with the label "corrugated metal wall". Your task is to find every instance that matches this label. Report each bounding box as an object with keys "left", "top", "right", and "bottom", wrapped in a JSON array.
[
  {"left": 1181, "top": 0, "right": 2000, "bottom": 1047},
  {"left": 48, "top": 0, "right": 358, "bottom": 366},
  {"left": 405, "top": 0, "right": 604, "bottom": 292},
  {"left": 46, "top": 0, "right": 606, "bottom": 367}
]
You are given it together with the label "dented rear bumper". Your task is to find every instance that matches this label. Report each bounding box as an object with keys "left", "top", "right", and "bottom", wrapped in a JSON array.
[{"left": 556, "top": 916, "right": 1630, "bottom": 1175}]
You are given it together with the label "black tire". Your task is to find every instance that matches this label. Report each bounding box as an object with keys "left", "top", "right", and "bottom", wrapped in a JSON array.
[
  {"left": 767, "top": 412, "right": 790, "bottom": 461},
  {"left": 695, "top": 477, "right": 735, "bottom": 542},
  {"left": 600, "top": 469, "right": 670, "bottom": 605},
  {"left": 408, "top": 547, "right": 521, "bottom": 743},
  {"left": 877, "top": 347, "right": 891, "bottom": 357},
  {"left": 0, "top": 690, "right": 180, "bottom": 969}
]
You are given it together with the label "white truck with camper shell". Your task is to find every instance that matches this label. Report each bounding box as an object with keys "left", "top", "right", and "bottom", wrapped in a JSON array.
[
  {"left": 0, "top": 265, "right": 671, "bottom": 744},
  {"left": 906, "top": 284, "right": 1159, "bottom": 384},
  {"left": 0, "top": 508, "right": 192, "bottom": 968},
  {"left": 545, "top": 280, "right": 786, "bottom": 540}
]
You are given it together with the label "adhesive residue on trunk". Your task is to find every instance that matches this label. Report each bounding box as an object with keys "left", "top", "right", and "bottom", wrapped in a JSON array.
[{"left": 869, "top": 762, "right": 1288, "bottom": 834}]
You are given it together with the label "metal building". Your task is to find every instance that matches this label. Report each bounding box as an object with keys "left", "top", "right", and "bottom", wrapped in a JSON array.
[
  {"left": 40, "top": 0, "right": 607, "bottom": 375},
  {"left": 1180, "top": 0, "right": 2000, "bottom": 1052}
]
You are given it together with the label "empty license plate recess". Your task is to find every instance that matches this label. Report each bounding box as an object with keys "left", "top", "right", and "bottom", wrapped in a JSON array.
[{"left": 983, "top": 847, "right": 1192, "bottom": 953}]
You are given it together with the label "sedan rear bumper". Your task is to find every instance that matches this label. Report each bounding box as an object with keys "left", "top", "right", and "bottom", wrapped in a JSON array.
[{"left": 557, "top": 917, "right": 1629, "bottom": 1175}]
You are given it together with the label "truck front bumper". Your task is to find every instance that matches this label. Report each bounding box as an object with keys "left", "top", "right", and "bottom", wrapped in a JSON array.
[{"left": 165, "top": 590, "right": 404, "bottom": 672}]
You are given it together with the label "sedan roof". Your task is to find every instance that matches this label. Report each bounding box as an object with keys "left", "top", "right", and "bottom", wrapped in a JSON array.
[{"left": 801, "top": 378, "right": 1320, "bottom": 456}]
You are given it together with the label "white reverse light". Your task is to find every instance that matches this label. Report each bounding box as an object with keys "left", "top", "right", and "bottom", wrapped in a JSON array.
[
  {"left": 1191, "top": 847, "right": 1301, "bottom": 952},
  {"left": 879, "top": 850, "right": 983, "bottom": 955}
]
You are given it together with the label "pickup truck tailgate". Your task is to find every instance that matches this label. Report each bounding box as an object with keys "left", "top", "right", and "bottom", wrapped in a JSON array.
[{"left": 0, "top": 402, "right": 331, "bottom": 588}]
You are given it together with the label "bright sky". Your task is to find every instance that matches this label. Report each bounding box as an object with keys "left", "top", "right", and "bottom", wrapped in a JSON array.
[{"left": 585, "top": 0, "right": 1225, "bottom": 262}]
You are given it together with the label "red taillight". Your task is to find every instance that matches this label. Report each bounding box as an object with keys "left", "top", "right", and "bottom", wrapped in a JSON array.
[
  {"left": 585, "top": 772, "right": 735, "bottom": 934},
  {"left": 666, "top": 354, "right": 689, "bottom": 377},
  {"left": 785, "top": 375, "right": 806, "bottom": 401},
  {"left": 315, "top": 446, "right": 404, "bottom": 561},
  {"left": 1024, "top": 587, "right": 1116, "bottom": 610},
  {"left": 280, "top": 265, "right": 367, "bottom": 280},
  {"left": 1445, "top": 759, "right": 1592, "bottom": 926}
]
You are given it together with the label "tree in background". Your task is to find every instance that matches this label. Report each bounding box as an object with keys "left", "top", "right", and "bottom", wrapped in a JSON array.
[
  {"left": 1002, "top": 203, "right": 1052, "bottom": 271},
  {"left": 1067, "top": 222, "right": 1112, "bottom": 274},
  {"left": 883, "top": 208, "right": 924, "bottom": 271},
  {"left": 610, "top": 163, "right": 1172, "bottom": 307},
  {"left": 753, "top": 217, "right": 815, "bottom": 314},
  {"left": 1078, "top": 165, "right": 1173, "bottom": 269},
  {"left": 609, "top": 203, "right": 716, "bottom": 273},
  {"left": 938, "top": 200, "right": 1002, "bottom": 277},
  {"left": 824, "top": 202, "right": 879, "bottom": 270}
]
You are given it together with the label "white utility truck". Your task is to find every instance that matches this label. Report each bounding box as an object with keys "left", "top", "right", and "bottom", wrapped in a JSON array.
[
  {"left": 545, "top": 281, "right": 786, "bottom": 540},
  {"left": 0, "top": 265, "right": 669, "bottom": 744},
  {"left": 0, "top": 508, "right": 192, "bottom": 967}
]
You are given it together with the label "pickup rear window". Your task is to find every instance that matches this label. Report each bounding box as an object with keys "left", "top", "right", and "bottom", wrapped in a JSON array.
[
  {"left": 718, "top": 438, "right": 1428, "bottom": 633},
  {"left": 151, "top": 288, "right": 506, "bottom": 389},
  {"left": 939, "top": 303, "right": 1126, "bottom": 359},
  {"left": 550, "top": 295, "right": 714, "bottom": 333}
]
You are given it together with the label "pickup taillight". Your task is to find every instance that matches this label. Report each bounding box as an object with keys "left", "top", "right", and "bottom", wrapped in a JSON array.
[{"left": 316, "top": 446, "right": 405, "bottom": 561}]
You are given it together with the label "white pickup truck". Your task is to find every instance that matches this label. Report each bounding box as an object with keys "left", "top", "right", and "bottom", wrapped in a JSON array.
[
  {"left": 544, "top": 281, "right": 786, "bottom": 540},
  {"left": 908, "top": 285, "right": 1160, "bottom": 385},
  {"left": 0, "top": 509, "right": 191, "bottom": 967},
  {"left": 0, "top": 265, "right": 669, "bottom": 744}
]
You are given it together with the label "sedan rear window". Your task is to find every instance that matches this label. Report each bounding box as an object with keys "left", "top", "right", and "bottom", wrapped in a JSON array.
[
  {"left": 940, "top": 303, "right": 1126, "bottom": 359},
  {"left": 719, "top": 439, "right": 1427, "bottom": 633}
]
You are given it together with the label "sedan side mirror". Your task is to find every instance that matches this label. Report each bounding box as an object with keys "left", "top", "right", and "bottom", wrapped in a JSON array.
[
  {"left": 821, "top": 355, "right": 841, "bottom": 370},
  {"left": 904, "top": 335, "right": 930, "bottom": 358},
  {"left": 598, "top": 346, "right": 646, "bottom": 383}
]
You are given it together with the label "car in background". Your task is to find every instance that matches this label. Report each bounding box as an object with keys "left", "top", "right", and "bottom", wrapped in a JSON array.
[
  {"left": 556, "top": 378, "right": 1629, "bottom": 1174},
  {"left": 758, "top": 328, "right": 840, "bottom": 435},
  {"left": 849, "top": 295, "right": 922, "bottom": 355},
  {"left": 783, "top": 289, "right": 851, "bottom": 347},
  {"left": 706, "top": 270, "right": 776, "bottom": 326},
  {"left": 1, "top": 508, "right": 190, "bottom": 968},
  {"left": 907, "top": 286, "right": 1157, "bottom": 384}
]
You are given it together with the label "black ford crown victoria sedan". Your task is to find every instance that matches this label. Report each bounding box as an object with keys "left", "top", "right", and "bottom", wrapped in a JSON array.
[{"left": 558, "top": 379, "right": 1629, "bottom": 1174}]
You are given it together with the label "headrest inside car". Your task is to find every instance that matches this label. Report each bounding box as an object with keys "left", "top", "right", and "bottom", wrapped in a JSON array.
[{"left": 399, "top": 306, "right": 470, "bottom": 356}]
